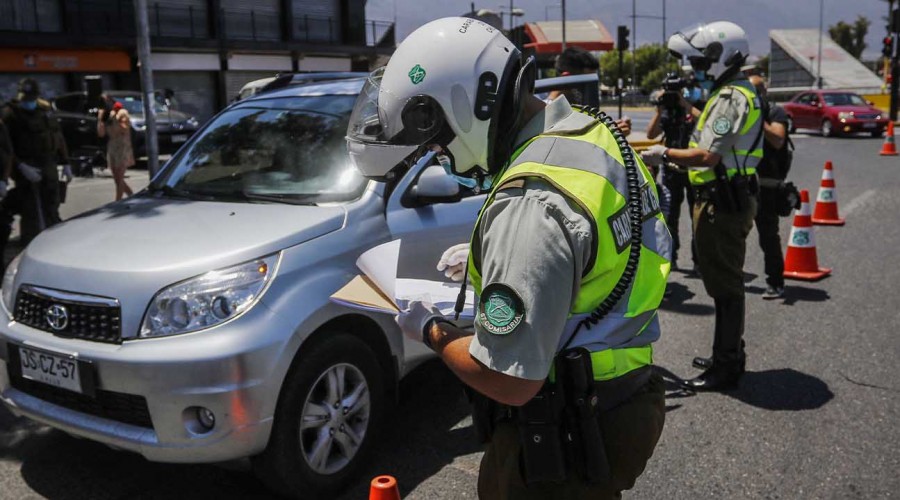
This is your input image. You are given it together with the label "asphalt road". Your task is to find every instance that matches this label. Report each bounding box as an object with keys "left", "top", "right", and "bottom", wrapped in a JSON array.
[{"left": 2, "top": 133, "right": 899, "bottom": 499}]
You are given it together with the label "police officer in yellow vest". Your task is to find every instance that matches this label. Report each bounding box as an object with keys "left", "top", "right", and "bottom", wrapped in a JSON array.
[
  {"left": 642, "top": 21, "right": 762, "bottom": 391},
  {"left": 346, "top": 18, "right": 670, "bottom": 498}
]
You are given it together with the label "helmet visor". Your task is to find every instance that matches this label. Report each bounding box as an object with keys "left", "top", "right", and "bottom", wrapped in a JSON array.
[{"left": 346, "top": 67, "right": 444, "bottom": 179}]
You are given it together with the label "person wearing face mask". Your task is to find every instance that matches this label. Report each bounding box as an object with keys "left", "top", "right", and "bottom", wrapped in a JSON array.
[
  {"left": 642, "top": 22, "right": 763, "bottom": 392},
  {"left": 0, "top": 78, "right": 73, "bottom": 263},
  {"left": 346, "top": 17, "right": 670, "bottom": 499}
]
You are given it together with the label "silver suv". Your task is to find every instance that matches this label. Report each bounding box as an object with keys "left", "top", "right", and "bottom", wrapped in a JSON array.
[{"left": 0, "top": 78, "right": 485, "bottom": 497}]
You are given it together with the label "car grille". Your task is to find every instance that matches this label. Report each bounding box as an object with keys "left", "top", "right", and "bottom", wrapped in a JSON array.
[
  {"left": 9, "top": 375, "right": 154, "bottom": 429},
  {"left": 14, "top": 286, "right": 122, "bottom": 344},
  {"left": 855, "top": 113, "right": 880, "bottom": 120}
]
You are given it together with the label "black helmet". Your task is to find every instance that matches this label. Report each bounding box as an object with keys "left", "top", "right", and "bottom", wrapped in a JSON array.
[{"left": 18, "top": 78, "right": 40, "bottom": 100}]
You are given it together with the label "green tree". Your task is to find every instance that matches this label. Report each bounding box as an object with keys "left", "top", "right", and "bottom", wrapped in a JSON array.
[
  {"left": 599, "top": 44, "right": 680, "bottom": 93},
  {"left": 829, "top": 15, "right": 870, "bottom": 59}
]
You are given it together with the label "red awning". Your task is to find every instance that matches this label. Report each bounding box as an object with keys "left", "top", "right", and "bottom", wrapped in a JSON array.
[{"left": 524, "top": 20, "right": 614, "bottom": 54}]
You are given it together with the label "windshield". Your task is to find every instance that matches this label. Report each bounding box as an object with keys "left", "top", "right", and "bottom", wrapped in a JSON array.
[
  {"left": 155, "top": 95, "right": 365, "bottom": 204},
  {"left": 113, "top": 95, "right": 168, "bottom": 116},
  {"left": 822, "top": 93, "right": 867, "bottom": 106}
]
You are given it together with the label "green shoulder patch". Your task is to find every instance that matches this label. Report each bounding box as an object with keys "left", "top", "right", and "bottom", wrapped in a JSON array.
[
  {"left": 477, "top": 283, "right": 525, "bottom": 335},
  {"left": 712, "top": 116, "right": 732, "bottom": 135}
]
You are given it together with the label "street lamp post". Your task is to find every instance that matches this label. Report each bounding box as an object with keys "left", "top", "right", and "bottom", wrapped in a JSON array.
[
  {"left": 817, "top": 0, "right": 824, "bottom": 88},
  {"left": 561, "top": 0, "right": 566, "bottom": 52}
]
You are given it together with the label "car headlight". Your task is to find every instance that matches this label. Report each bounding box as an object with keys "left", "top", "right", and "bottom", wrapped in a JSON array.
[
  {"left": 1, "top": 253, "right": 22, "bottom": 315},
  {"left": 140, "top": 253, "right": 280, "bottom": 338},
  {"left": 837, "top": 112, "right": 854, "bottom": 121},
  {"left": 186, "top": 117, "right": 199, "bottom": 128},
  {"left": 132, "top": 120, "right": 146, "bottom": 131}
]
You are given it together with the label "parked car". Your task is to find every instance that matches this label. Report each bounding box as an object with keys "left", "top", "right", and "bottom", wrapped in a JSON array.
[
  {"left": 1, "top": 76, "right": 483, "bottom": 498},
  {"left": 783, "top": 90, "right": 889, "bottom": 137},
  {"left": 236, "top": 72, "right": 367, "bottom": 102},
  {"left": 53, "top": 90, "right": 201, "bottom": 166},
  {"left": 0, "top": 74, "right": 595, "bottom": 497}
]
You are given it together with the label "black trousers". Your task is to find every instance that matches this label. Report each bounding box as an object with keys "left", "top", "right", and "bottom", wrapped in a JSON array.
[
  {"left": 754, "top": 187, "right": 785, "bottom": 288},
  {"left": 663, "top": 170, "right": 695, "bottom": 265},
  {"left": 0, "top": 170, "right": 61, "bottom": 265}
]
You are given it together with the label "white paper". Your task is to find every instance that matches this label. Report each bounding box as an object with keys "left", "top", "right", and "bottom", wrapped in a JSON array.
[
  {"left": 333, "top": 239, "right": 475, "bottom": 319},
  {"left": 356, "top": 239, "right": 399, "bottom": 301}
]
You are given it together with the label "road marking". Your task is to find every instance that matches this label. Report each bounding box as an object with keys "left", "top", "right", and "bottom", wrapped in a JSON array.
[{"left": 841, "top": 189, "right": 877, "bottom": 217}]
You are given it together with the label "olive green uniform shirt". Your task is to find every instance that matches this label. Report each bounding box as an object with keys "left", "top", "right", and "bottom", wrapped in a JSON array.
[
  {"left": 690, "top": 79, "right": 760, "bottom": 172},
  {"left": 468, "top": 97, "right": 594, "bottom": 381}
]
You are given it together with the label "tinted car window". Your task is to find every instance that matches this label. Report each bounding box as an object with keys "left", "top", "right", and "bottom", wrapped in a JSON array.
[
  {"left": 822, "top": 93, "right": 866, "bottom": 106},
  {"left": 795, "top": 93, "right": 812, "bottom": 104},
  {"left": 54, "top": 95, "right": 84, "bottom": 112},
  {"left": 158, "top": 95, "right": 365, "bottom": 204}
]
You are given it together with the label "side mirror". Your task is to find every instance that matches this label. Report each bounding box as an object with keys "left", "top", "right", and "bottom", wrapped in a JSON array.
[
  {"left": 867, "top": 100, "right": 875, "bottom": 106},
  {"left": 409, "top": 165, "right": 461, "bottom": 204}
]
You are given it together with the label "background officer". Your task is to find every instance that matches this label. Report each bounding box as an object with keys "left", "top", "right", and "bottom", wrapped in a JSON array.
[
  {"left": 642, "top": 21, "right": 762, "bottom": 391},
  {"left": 346, "top": 17, "right": 670, "bottom": 499},
  {"left": 748, "top": 74, "right": 790, "bottom": 300},
  {"left": 0, "top": 78, "right": 72, "bottom": 263}
]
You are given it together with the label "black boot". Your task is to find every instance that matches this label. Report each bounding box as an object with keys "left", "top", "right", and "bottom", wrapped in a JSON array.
[{"left": 683, "top": 297, "right": 746, "bottom": 391}]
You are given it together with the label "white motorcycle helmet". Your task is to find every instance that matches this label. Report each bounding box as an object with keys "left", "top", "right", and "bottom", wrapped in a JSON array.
[
  {"left": 667, "top": 21, "right": 749, "bottom": 82},
  {"left": 346, "top": 17, "right": 533, "bottom": 180}
]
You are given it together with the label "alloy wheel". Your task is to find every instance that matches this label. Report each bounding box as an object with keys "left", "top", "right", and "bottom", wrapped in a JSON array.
[{"left": 299, "top": 363, "right": 371, "bottom": 475}]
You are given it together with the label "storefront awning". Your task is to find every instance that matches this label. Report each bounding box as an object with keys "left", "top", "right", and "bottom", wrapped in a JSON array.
[
  {"left": 0, "top": 49, "right": 131, "bottom": 72},
  {"left": 524, "top": 20, "right": 614, "bottom": 54}
]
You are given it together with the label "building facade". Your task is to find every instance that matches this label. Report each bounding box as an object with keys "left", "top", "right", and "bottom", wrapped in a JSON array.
[{"left": 0, "top": 0, "right": 394, "bottom": 122}]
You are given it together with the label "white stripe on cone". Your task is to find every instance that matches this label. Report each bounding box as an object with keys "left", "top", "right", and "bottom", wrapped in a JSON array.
[
  {"left": 822, "top": 168, "right": 834, "bottom": 180},
  {"left": 817, "top": 187, "right": 836, "bottom": 203},
  {"left": 788, "top": 226, "right": 816, "bottom": 248},
  {"left": 799, "top": 201, "right": 811, "bottom": 216}
]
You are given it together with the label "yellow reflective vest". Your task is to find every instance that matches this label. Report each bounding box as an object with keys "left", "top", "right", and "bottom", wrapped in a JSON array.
[{"left": 467, "top": 109, "right": 672, "bottom": 381}]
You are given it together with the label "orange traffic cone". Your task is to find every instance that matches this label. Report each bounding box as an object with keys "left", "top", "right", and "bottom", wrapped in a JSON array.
[
  {"left": 369, "top": 475, "right": 401, "bottom": 500},
  {"left": 880, "top": 121, "right": 898, "bottom": 156},
  {"left": 811, "top": 161, "right": 845, "bottom": 226},
  {"left": 784, "top": 190, "right": 831, "bottom": 281}
]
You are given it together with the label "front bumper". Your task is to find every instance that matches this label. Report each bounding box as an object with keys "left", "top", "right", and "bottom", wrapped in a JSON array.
[
  {"left": 837, "top": 119, "right": 889, "bottom": 134},
  {"left": 0, "top": 303, "right": 291, "bottom": 463}
]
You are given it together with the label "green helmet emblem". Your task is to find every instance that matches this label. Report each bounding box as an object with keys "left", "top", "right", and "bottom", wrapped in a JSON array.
[{"left": 408, "top": 64, "right": 426, "bottom": 85}]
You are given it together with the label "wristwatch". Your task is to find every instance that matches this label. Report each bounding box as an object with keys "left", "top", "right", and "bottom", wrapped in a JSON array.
[
  {"left": 423, "top": 317, "right": 451, "bottom": 349},
  {"left": 661, "top": 148, "right": 670, "bottom": 165}
]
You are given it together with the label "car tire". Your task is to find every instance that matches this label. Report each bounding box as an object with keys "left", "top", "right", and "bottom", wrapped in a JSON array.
[
  {"left": 786, "top": 116, "right": 796, "bottom": 134},
  {"left": 252, "top": 333, "right": 385, "bottom": 499},
  {"left": 821, "top": 119, "right": 834, "bottom": 137}
]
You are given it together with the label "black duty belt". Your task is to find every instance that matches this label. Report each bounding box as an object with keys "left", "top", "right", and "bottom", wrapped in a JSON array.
[
  {"left": 491, "top": 365, "right": 653, "bottom": 424},
  {"left": 694, "top": 174, "right": 758, "bottom": 199}
]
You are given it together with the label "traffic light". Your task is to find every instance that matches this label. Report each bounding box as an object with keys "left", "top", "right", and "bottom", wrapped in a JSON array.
[
  {"left": 617, "top": 25, "right": 630, "bottom": 51},
  {"left": 883, "top": 35, "right": 894, "bottom": 58}
]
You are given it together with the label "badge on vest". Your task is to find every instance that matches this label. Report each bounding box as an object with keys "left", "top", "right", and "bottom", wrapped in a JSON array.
[
  {"left": 712, "top": 116, "right": 732, "bottom": 135},
  {"left": 477, "top": 283, "right": 525, "bottom": 335}
]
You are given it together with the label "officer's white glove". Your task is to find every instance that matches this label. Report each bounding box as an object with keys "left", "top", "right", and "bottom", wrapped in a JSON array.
[
  {"left": 436, "top": 243, "right": 469, "bottom": 282},
  {"left": 62, "top": 164, "right": 74, "bottom": 183},
  {"left": 641, "top": 145, "right": 668, "bottom": 167},
  {"left": 396, "top": 300, "right": 443, "bottom": 344},
  {"left": 0, "top": 180, "right": 7, "bottom": 199},
  {"left": 17, "top": 162, "right": 42, "bottom": 183}
]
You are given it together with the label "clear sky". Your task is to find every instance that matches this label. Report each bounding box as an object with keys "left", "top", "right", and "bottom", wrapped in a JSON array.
[{"left": 366, "top": 0, "right": 893, "bottom": 59}]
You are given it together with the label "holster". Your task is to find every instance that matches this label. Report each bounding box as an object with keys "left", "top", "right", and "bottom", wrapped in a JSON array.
[
  {"left": 558, "top": 348, "right": 611, "bottom": 484},
  {"left": 515, "top": 384, "right": 568, "bottom": 484}
]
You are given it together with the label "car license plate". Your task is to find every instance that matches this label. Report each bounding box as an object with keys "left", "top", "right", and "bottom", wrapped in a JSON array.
[
  {"left": 172, "top": 134, "right": 188, "bottom": 143},
  {"left": 18, "top": 346, "right": 83, "bottom": 394},
  {"left": 863, "top": 122, "right": 877, "bottom": 129}
]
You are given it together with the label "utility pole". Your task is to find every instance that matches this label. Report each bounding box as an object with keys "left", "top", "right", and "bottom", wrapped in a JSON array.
[
  {"left": 134, "top": 0, "right": 159, "bottom": 177},
  {"left": 816, "top": 0, "right": 823, "bottom": 88},
  {"left": 631, "top": 0, "right": 636, "bottom": 102},
  {"left": 617, "top": 25, "right": 630, "bottom": 119},
  {"left": 561, "top": 0, "right": 566, "bottom": 51},
  {"left": 891, "top": 0, "right": 899, "bottom": 121}
]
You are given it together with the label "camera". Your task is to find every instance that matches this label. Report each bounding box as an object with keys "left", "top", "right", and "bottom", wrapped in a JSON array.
[
  {"left": 652, "top": 72, "right": 692, "bottom": 149},
  {"left": 654, "top": 73, "right": 687, "bottom": 109}
]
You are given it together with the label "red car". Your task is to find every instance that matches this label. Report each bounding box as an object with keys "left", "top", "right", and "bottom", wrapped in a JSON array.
[{"left": 783, "top": 90, "right": 889, "bottom": 137}]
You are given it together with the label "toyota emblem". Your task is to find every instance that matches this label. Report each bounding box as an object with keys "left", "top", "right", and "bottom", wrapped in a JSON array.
[{"left": 45, "top": 304, "right": 69, "bottom": 331}]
